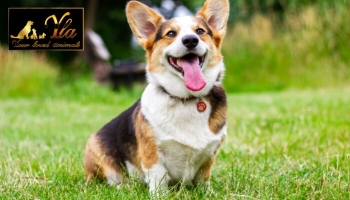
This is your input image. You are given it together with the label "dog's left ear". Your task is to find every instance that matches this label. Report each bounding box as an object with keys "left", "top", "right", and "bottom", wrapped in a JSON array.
[
  {"left": 196, "top": 0, "right": 229, "bottom": 37},
  {"left": 126, "top": 1, "right": 165, "bottom": 49}
]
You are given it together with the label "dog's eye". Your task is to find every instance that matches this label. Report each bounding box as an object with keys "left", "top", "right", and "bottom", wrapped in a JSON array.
[
  {"left": 196, "top": 28, "right": 205, "bottom": 35},
  {"left": 166, "top": 31, "right": 177, "bottom": 38}
]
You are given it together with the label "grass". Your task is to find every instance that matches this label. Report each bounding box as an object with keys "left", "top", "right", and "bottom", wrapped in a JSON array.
[
  {"left": 1, "top": 78, "right": 349, "bottom": 199},
  {"left": 1, "top": 2, "right": 350, "bottom": 197}
]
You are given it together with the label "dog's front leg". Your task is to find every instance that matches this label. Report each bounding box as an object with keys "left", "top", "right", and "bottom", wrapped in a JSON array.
[
  {"left": 143, "top": 162, "right": 170, "bottom": 196},
  {"left": 135, "top": 110, "right": 170, "bottom": 194},
  {"left": 193, "top": 155, "right": 215, "bottom": 190}
]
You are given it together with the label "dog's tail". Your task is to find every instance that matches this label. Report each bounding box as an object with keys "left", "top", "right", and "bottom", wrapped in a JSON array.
[{"left": 10, "top": 35, "right": 20, "bottom": 39}]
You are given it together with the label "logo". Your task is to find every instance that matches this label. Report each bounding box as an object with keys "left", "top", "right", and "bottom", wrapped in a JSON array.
[{"left": 8, "top": 8, "right": 84, "bottom": 50}]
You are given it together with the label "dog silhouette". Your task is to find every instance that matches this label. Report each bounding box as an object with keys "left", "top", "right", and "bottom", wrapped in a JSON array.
[
  {"left": 30, "top": 29, "right": 38, "bottom": 40},
  {"left": 10, "top": 21, "right": 34, "bottom": 39}
]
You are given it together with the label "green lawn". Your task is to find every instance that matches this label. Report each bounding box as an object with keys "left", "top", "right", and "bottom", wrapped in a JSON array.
[{"left": 1, "top": 80, "right": 349, "bottom": 199}]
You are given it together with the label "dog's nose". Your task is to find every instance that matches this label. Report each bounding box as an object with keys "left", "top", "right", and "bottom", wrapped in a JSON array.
[{"left": 182, "top": 35, "right": 199, "bottom": 49}]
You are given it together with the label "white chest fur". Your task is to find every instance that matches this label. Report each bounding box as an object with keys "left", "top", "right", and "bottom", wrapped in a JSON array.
[{"left": 140, "top": 84, "right": 226, "bottom": 183}]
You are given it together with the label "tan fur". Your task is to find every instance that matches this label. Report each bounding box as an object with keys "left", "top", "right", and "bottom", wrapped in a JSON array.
[
  {"left": 84, "top": 133, "right": 104, "bottom": 181},
  {"left": 207, "top": 87, "right": 227, "bottom": 134},
  {"left": 126, "top": 2, "right": 165, "bottom": 49},
  {"left": 126, "top": 2, "right": 169, "bottom": 74},
  {"left": 196, "top": 0, "right": 229, "bottom": 52},
  {"left": 148, "top": 20, "right": 180, "bottom": 73},
  {"left": 84, "top": 104, "right": 153, "bottom": 183},
  {"left": 84, "top": 133, "right": 123, "bottom": 183},
  {"left": 135, "top": 111, "right": 159, "bottom": 169},
  {"left": 192, "top": 18, "right": 224, "bottom": 68},
  {"left": 10, "top": 21, "right": 34, "bottom": 39},
  {"left": 148, "top": 45, "right": 167, "bottom": 73},
  {"left": 209, "top": 110, "right": 226, "bottom": 133},
  {"left": 196, "top": 0, "right": 229, "bottom": 38}
]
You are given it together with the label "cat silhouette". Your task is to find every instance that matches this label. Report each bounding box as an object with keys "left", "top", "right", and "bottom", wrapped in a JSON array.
[{"left": 39, "top": 32, "right": 46, "bottom": 39}]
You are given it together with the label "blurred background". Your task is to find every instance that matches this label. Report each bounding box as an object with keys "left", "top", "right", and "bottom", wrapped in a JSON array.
[{"left": 1, "top": 0, "right": 349, "bottom": 97}]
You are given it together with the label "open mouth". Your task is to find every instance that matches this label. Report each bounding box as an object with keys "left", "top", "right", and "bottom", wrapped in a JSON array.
[
  {"left": 167, "top": 53, "right": 206, "bottom": 91},
  {"left": 168, "top": 53, "right": 205, "bottom": 75}
]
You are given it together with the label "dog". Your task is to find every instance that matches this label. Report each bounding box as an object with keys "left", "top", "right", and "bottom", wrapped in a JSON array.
[
  {"left": 30, "top": 29, "right": 38, "bottom": 40},
  {"left": 84, "top": 0, "right": 229, "bottom": 195},
  {"left": 39, "top": 32, "right": 46, "bottom": 39},
  {"left": 10, "top": 21, "right": 34, "bottom": 39}
]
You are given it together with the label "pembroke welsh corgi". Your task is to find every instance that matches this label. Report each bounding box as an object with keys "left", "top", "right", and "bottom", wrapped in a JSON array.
[{"left": 84, "top": 0, "right": 229, "bottom": 195}]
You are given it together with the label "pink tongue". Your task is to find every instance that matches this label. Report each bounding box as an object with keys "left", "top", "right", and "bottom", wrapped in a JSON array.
[{"left": 179, "top": 56, "right": 206, "bottom": 91}]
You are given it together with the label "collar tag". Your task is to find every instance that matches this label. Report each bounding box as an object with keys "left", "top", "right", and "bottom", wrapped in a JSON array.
[{"left": 196, "top": 101, "right": 207, "bottom": 112}]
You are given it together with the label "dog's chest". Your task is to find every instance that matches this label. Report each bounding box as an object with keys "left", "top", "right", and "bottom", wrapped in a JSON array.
[
  {"left": 140, "top": 85, "right": 225, "bottom": 182},
  {"left": 141, "top": 85, "right": 224, "bottom": 149},
  {"left": 159, "top": 139, "right": 219, "bottom": 183}
]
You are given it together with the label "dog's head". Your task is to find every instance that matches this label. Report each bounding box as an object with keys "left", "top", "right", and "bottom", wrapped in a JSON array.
[
  {"left": 126, "top": 0, "right": 229, "bottom": 97},
  {"left": 27, "top": 21, "right": 34, "bottom": 26}
]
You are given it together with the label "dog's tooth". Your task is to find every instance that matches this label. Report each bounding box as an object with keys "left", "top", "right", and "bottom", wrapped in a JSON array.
[{"left": 176, "top": 58, "right": 181, "bottom": 67}]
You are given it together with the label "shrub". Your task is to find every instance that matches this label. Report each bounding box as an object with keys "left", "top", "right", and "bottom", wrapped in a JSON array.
[
  {"left": 223, "top": 2, "right": 350, "bottom": 92},
  {"left": 0, "top": 45, "right": 59, "bottom": 97}
]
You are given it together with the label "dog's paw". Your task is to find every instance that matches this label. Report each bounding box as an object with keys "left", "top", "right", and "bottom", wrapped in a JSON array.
[{"left": 199, "top": 181, "right": 214, "bottom": 195}]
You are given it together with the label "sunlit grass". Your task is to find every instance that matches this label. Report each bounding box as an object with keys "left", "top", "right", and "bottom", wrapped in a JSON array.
[{"left": 1, "top": 83, "right": 349, "bottom": 199}]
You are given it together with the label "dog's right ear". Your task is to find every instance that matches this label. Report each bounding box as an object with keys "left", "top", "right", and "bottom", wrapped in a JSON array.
[{"left": 126, "top": 1, "right": 165, "bottom": 49}]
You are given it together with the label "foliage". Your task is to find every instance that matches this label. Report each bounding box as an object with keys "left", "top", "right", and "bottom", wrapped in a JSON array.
[
  {"left": 0, "top": 45, "right": 59, "bottom": 97},
  {"left": 2, "top": 0, "right": 350, "bottom": 66},
  {"left": 222, "top": 1, "right": 350, "bottom": 92}
]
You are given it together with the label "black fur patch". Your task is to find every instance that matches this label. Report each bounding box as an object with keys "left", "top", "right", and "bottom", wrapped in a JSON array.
[
  {"left": 154, "top": 20, "right": 173, "bottom": 43},
  {"left": 96, "top": 100, "right": 140, "bottom": 170},
  {"left": 208, "top": 86, "right": 227, "bottom": 133},
  {"left": 196, "top": 17, "right": 213, "bottom": 38}
]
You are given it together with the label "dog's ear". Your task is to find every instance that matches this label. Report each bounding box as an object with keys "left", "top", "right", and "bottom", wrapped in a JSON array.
[
  {"left": 126, "top": 1, "right": 165, "bottom": 48},
  {"left": 196, "top": 0, "right": 229, "bottom": 37}
]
